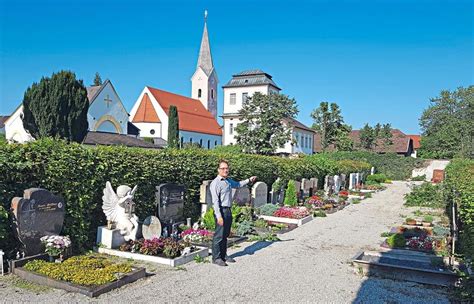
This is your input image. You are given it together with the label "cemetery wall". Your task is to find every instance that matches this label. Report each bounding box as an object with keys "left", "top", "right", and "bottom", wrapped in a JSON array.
[{"left": 0, "top": 139, "right": 370, "bottom": 254}]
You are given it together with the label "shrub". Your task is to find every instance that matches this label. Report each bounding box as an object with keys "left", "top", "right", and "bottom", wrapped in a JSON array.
[
  {"left": 236, "top": 220, "right": 254, "bottom": 236},
  {"left": 202, "top": 208, "right": 215, "bottom": 231},
  {"left": 444, "top": 159, "right": 474, "bottom": 261},
  {"left": 404, "top": 182, "right": 444, "bottom": 208},
  {"left": 257, "top": 204, "right": 280, "bottom": 216},
  {"left": 411, "top": 175, "right": 426, "bottom": 181},
  {"left": 284, "top": 180, "right": 298, "bottom": 206},
  {"left": 387, "top": 234, "right": 406, "bottom": 248},
  {"left": 366, "top": 173, "right": 387, "bottom": 184},
  {"left": 313, "top": 210, "right": 327, "bottom": 217}
]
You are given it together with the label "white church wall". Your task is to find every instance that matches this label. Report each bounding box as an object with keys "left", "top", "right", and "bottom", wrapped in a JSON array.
[
  {"left": 134, "top": 122, "right": 162, "bottom": 138},
  {"left": 222, "top": 116, "right": 242, "bottom": 146},
  {"left": 179, "top": 130, "right": 221, "bottom": 149},
  {"left": 88, "top": 83, "right": 128, "bottom": 134}
]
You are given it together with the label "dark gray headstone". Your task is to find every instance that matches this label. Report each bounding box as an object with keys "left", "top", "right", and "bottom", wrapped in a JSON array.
[
  {"left": 155, "top": 183, "right": 185, "bottom": 224},
  {"left": 11, "top": 188, "right": 65, "bottom": 256}
]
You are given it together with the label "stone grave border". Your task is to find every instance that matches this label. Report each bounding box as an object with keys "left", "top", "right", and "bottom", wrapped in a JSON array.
[
  {"left": 96, "top": 246, "right": 208, "bottom": 267},
  {"left": 11, "top": 254, "right": 145, "bottom": 298},
  {"left": 257, "top": 215, "right": 313, "bottom": 227}
]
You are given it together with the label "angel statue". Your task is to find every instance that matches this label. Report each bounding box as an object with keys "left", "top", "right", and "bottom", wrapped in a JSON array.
[{"left": 102, "top": 181, "right": 139, "bottom": 241}]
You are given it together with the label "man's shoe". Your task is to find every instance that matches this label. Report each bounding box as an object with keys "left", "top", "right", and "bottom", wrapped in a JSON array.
[
  {"left": 212, "top": 258, "right": 228, "bottom": 266},
  {"left": 225, "top": 256, "right": 236, "bottom": 263}
]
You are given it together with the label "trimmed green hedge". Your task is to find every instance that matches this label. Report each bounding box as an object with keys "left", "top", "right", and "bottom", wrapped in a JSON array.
[
  {"left": 319, "top": 151, "right": 426, "bottom": 180},
  {"left": 0, "top": 139, "right": 371, "bottom": 254},
  {"left": 444, "top": 159, "right": 474, "bottom": 261}
]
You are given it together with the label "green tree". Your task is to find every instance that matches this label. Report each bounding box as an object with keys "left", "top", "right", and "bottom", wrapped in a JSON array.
[
  {"left": 235, "top": 92, "right": 298, "bottom": 155},
  {"left": 284, "top": 180, "right": 298, "bottom": 206},
  {"left": 311, "top": 102, "right": 352, "bottom": 151},
  {"left": 359, "top": 123, "right": 376, "bottom": 150},
  {"left": 167, "top": 105, "right": 179, "bottom": 148},
  {"left": 381, "top": 123, "right": 393, "bottom": 147},
  {"left": 22, "top": 71, "right": 89, "bottom": 142},
  {"left": 418, "top": 86, "right": 474, "bottom": 159},
  {"left": 93, "top": 72, "right": 102, "bottom": 86}
]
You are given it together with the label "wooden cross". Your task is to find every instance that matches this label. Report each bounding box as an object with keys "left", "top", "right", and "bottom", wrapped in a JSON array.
[{"left": 104, "top": 95, "right": 112, "bottom": 108}]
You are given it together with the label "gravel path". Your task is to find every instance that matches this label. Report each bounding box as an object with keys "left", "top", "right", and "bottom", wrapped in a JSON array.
[{"left": 0, "top": 181, "right": 451, "bottom": 303}]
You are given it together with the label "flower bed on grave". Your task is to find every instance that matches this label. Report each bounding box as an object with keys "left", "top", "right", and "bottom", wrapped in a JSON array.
[
  {"left": 381, "top": 226, "right": 450, "bottom": 256},
  {"left": 98, "top": 237, "right": 208, "bottom": 267},
  {"left": 15, "top": 254, "right": 145, "bottom": 298},
  {"left": 258, "top": 206, "right": 312, "bottom": 226}
]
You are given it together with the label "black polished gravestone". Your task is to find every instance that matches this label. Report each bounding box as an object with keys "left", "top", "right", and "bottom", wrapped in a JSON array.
[
  {"left": 11, "top": 188, "right": 65, "bottom": 256},
  {"left": 155, "top": 183, "right": 185, "bottom": 226}
]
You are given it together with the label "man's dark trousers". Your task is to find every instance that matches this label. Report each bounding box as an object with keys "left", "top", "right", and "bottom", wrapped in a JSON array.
[{"left": 212, "top": 207, "right": 232, "bottom": 261}]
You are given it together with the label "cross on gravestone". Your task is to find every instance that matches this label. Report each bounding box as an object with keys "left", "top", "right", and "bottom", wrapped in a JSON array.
[
  {"left": 155, "top": 183, "right": 185, "bottom": 225},
  {"left": 251, "top": 182, "right": 268, "bottom": 208},
  {"left": 104, "top": 94, "right": 112, "bottom": 108},
  {"left": 11, "top": 188, "right": 65, "bottom": 256}
]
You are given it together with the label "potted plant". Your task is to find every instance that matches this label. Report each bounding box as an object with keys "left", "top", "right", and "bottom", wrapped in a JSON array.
[
  {"left": 422, "top": 215, "right": 433, "bottom": 227},
  {"left": 405, "top": 217, "right": 416, "bottom": 226},
  {"left": 40, "top": 235, "right": 71, "bottom": 262}
]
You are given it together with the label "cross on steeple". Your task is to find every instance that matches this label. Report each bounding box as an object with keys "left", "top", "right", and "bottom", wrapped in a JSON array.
[{"left": 104, "top": 95, "right": 112, "bottom": 108}]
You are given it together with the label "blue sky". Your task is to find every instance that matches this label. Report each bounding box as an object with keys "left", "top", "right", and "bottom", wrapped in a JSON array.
[{"left": 1, "top": 0, "right": 472, "bottom": 134}]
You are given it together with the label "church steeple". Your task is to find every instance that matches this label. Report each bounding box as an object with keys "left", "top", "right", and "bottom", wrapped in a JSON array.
[
  {"left": 191, "top": 10, "right": 218, "bottom": 118},
  {"left": 197, "top": 10, "right": 214, "bottom": 76}
]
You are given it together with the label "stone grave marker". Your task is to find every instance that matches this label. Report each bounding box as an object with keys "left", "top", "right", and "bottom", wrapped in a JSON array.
[
  {"left": 232, "top": 187, "right": 251, "bottom": 206},
  {"left": 349, "top": 173, "right": 357, "bottom": 190},
  {"left": 432, "top": 169, "right": 445, "bottom": 183},
  {"left": 155, "top": 183, "right": 185, "bottom": 225},
  {"left": 251, "top": 182, "right": 268, "bottom": 208},
  {"left": 142, "top": 215, "right": 162, "bottom": 240},
  {"left": 334, "top": 175, "right": 341, "bottom": 193},
  {"left": 0, "top": 250, "right": 3, "bottom": 276},
  {"left": 301, "top": 178, "right": 311, "bottom": 198},
  {"left": 199, "top": 180, "right": 212, "bottom": 206},
  {"left": 11, "top": 188, "right": 65, "bottom": 256},
  {"left": 310, "top": 178, "right": 318, "bottom": 191},
  {"left": 324, "top": 176, "right": 335, "bottom": 195},
  {"left": 371, "top": 167, "right": 375, "bottom": 175},
  {"left": 340, "top": 174, "right": 347, "bottom": 190}
]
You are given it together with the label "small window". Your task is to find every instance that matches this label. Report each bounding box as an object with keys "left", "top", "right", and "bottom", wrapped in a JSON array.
[
  {"left": 207, "top": 140, "right": 210, "bottom": 149},
  {"left": 230, "top": 93, "right": 236, "bottom": 105},
  {"left": 242, "top": 92, "right": 248, "bottom": 103},
  {"left": 229, "top": 123, "right": 234, "bottom": 135},
  {"left": 190, "top": 138, "right": 193, "bottom": 143},
  {"left": 180, "top": 137, "right": 184, "bottom": 147},
  {"left": 295, "top": 135, "right": 299, "bottom": 146},
  {"left": 200, "top": 139, "right": 203, "bottom": 146},
  {"left": 150, "top": 129, "right": 155, "bottom": 135},
  {"left": 198, "top": 89, "right": 202, "bottom": 98},
  {"left": 211, "top": 89, "right": 214, "bottom": 99},
  {"left": 215, "top": 140, "right": 218, "bottom": 146}
]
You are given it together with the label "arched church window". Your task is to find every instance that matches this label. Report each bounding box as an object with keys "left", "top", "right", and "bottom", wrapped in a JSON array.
[
  {"left": 211, "top": 89, "right": 214, "bottom": 99},
  {"left": 198, "top": 89, "right": 202, "bottom": 98}
]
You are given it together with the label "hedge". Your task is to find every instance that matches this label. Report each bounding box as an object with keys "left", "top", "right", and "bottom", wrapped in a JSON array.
[
  {"left": 0, "top": 139, "right": 371, "bottom": 255},
  {"left": 319, "top": 151, "right": 426, "bottom": 180},
  {"left": 444, "top": 159, "right": 474, "bottom": 261}
]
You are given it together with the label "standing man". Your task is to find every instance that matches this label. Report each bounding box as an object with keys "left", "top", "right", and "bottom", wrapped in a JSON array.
[{"left": 210, "top": 159, "right": 257, "bottom": 266}]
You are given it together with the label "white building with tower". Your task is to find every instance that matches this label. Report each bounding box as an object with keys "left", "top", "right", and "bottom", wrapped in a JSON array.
[
  {"left": 221, "top": 69, "right": 314, "bottom": 154},
  {"left": 129, "top": 11, "right": 222, "bottom": 149}
]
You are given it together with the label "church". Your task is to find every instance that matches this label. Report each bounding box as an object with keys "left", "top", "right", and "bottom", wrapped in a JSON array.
[
  {"left": 129, "top": 13, "right": 222, "bottom": 149},
  {"left": 4, "top": 79, "right": 155, "bottom": 148}
]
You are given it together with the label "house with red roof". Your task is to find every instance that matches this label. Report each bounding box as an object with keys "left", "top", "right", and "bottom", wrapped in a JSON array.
[{"left": 407, "top": 135, "right": 421, "bottom": 157}]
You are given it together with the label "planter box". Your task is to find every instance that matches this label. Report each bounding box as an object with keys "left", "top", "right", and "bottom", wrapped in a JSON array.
[
  {"left": 257, "top": 215, "right": 312, "bottom": 226},
  {"left": 13, "top": 265, "right": 145, "bottom": 297},
  {"left": 352, "top": 250, "right": 458, "bottom": 287},
  {"left": 97, "top": 247, "right": 208, "bottom": 267}
]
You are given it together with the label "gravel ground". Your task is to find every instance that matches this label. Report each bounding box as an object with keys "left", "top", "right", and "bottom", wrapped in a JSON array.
[{"left": 0, "top": 181, "right": 451, "bottom": 303}]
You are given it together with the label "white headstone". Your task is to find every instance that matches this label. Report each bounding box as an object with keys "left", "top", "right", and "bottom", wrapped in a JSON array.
[
  {"left": 0, "top": 250, "right": 3, "bottom": 276},
  {"left": 251, "top": 182, "right": 268, "bottom": 208},
  {"left": 142, "top": 215, "right": 162, "bottom": 240},
  {"left": 310, "top": 178, "right": 318, "bottom": 191},
  {"left": 324, "top": 176, "right": 330, "bottom": 192},
  {"left": 334, "top": 175, "right": 341, "bottom": 193},
  {"left": 370, "top": 167, "right": 375, "bottom": 175},
  {"left": 199, "top": 180, "right": 212, "bottom": 205},
  {"left": 293, "top": 180, "right": 301, "bottom": 192},
  {"left": 355, "top": 173, "right": 361, "bottom": 188},
  {"left": 233, "top": 187, "right": 251, "bottom": 206},
  {"left": 349, "top": 173, "right": 357, "bottom": 190}
]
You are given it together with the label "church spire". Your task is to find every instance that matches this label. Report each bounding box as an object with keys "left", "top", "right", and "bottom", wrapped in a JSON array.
[{"left": 197, "top": 10, "right": 214, "bottom": 76}]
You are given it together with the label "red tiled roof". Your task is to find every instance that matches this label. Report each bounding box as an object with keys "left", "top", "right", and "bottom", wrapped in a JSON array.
[
  {"left": 313, "top": 129, "right": 412, "bottom": 154},
  {"left": 408, "top": 135, "right": 421, "bottom": 149},
  {"left": 146, "top": 86, "right": 222, "bottom": 136},
  {"left": 132, "top": 93, "right": 161, "bottom": 123}
]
